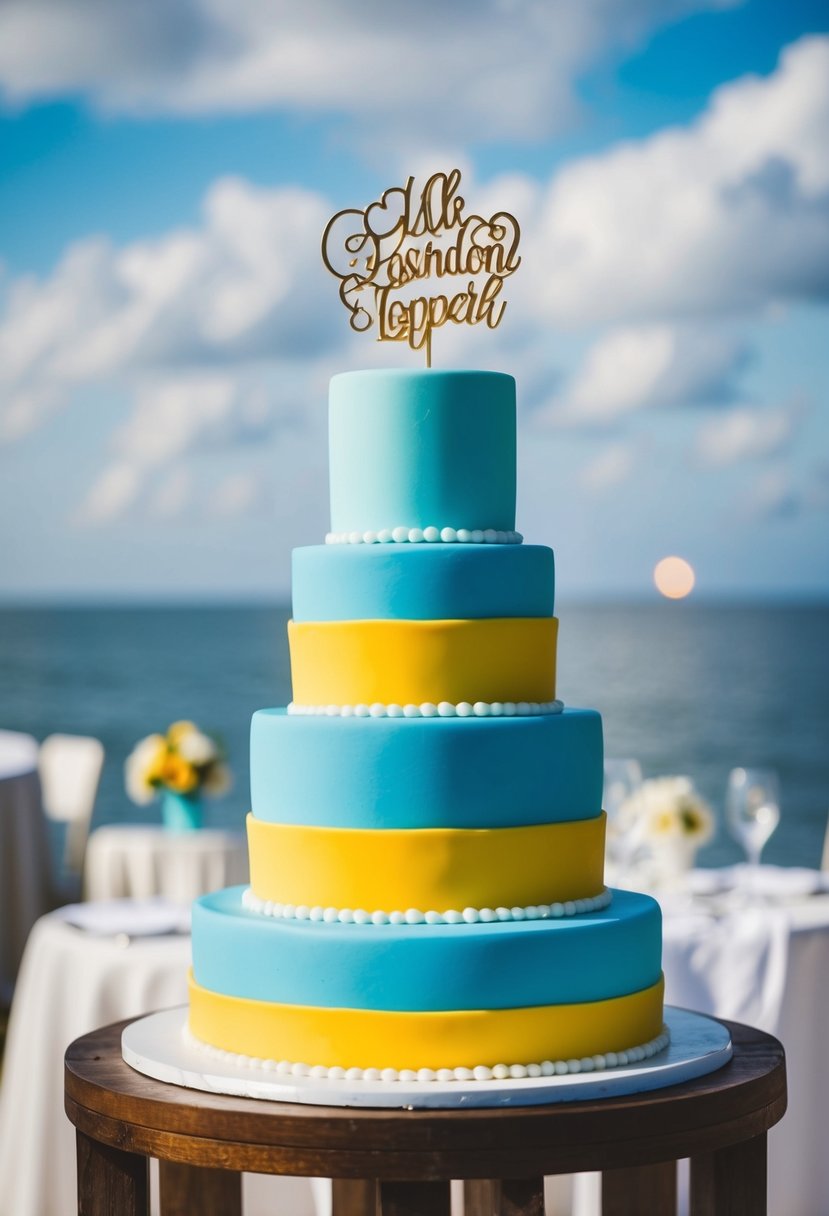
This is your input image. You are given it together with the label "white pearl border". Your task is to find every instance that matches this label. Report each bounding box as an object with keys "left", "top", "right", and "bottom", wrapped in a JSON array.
[
  {"left": 325, "top": 527, "right": 523, "bottom": 546},
  {"left": 242, "top": 886, "right": 612, "bottom": 925},
  {"left": 184, "top": 1024, "right": 671, "bottom": 1083},
  {"left": 287, "top": 700, "right": 564, "bottom": 718}
]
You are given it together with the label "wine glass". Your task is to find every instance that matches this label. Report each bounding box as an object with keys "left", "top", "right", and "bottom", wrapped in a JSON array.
[
  {"left": 726, "top": 768, "right": 780, "bottom": 899},
  {"left": 603, "top": 759, "right": 643, "bottom": 875}
]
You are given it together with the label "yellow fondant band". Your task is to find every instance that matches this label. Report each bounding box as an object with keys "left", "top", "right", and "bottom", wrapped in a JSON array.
[
  {"left": 288, "top": 617, "right": 557, "bottom": 706},
  {"left": 188, "top": 973, "right": 665, "bottom": 1071},
  {"left": 247, "top": 812, "right": 606, "bottom": 911}
]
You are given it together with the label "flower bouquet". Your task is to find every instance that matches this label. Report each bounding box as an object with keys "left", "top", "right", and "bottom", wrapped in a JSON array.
[
  {"left": 616, "top": 775, "right": 715, "bottom": 885},
  {"left": 125, "top": 720, "right": 231, "bottom": 831}
]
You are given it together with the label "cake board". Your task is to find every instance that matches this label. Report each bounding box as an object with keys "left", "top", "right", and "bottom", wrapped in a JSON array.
[{"left": 122, "top": 1005, "right": 731, "bottom": 1110}]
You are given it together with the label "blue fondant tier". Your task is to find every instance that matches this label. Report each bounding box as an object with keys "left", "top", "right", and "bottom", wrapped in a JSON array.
[
  {"left": 250, "top": 707, "right": 603, "bottom": 829},
  {"left": 191, "top": 886, "right": 662, "bottom": 1012},
  {"left": 291, "top": 543, "right": 554, "bottom": 621},
  {"left": 329, "top": 370, "right": 516, "bottom": 534}
]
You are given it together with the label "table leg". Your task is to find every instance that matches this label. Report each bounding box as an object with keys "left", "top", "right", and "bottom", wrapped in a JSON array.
[
  {"left": 159, "top": 1159, "right": 242, "bottom": 1215},
  {"left": 464, "top": 1179, "right": 498, "bottom": 1215},
  {"left": 690, "top": 1133, "right": 767, "bottom": 1215},
  {"left": 379, "top": 1180, "right": 451, "bottom": 1215},
  {"left": 602, "top": 1162, "right": 676, "bottom": 1215},
  {"left": 76, "top": 1130, "right": 149, "bottom": 1216},
  {"left": 333, "top": 1178, "right": 380, "bottom": 1215}
]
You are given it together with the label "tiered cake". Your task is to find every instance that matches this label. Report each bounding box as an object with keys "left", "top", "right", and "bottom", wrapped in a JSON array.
[{"left": 188, "top": 369, "right": 667, "bottom": 1080}]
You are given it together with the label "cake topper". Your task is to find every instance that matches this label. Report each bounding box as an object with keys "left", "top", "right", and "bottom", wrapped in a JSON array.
[{"left": 321, "top": 169, "right": 521, "bottom": 367}]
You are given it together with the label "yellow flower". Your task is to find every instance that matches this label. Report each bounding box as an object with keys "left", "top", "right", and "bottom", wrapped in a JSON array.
[
  {"left": 167, "top": 720, "right": 197, "bottom": 746},
  {"left": 161, "top": 754, "right": 199, "bottom": 794}
]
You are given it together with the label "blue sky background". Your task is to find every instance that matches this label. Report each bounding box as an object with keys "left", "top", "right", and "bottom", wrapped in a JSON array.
[{"left": 0, "top": 0, "right": 827, "bottom": 600}]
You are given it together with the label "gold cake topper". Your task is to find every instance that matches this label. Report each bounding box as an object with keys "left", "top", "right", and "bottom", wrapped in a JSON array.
[{"left": 321, "top": 169, "right": 521, "bottom": 367}]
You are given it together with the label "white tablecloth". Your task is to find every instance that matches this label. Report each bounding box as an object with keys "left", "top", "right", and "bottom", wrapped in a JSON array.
[
  {"left": 84, "top": 824, "right": 249, "bottom": 903},
  {"left": 0, "top": 730, "right": 52, "bottom": 1000},
  {"left": 0, "top": 904, "right": 317, "bottom": 1216}
]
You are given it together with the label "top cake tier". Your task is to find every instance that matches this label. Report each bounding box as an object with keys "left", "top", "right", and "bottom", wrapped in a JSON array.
[{"left": 329, "top": 370, "right": 516, "bottom": 537}]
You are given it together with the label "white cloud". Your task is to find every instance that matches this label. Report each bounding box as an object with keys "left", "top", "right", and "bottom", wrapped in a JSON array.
[
  {"left": 550, "top": 324, "right": 747, "bottom": 423},
  {"left": 741, "top": 468, "right": 799, "bottom": 520},
  {"left": 148, "top": 467, "right": 193, "bottom": 519},
  {"left": 528, "top": 36, "right": 829, "bottom": 324},
  {"left": 694, "top": 405, "right": 798, "bottom": 467},
  {"left": 74, "top": 462, "right": 141, "bottom": 524},
  {"left": 210, "top": 470, "right": 262, "bottom": 517},
  {"left": 579, "top": 442, "right": 637, "bottom": 492},
  {"left": 0, "top": 0, "right": 728, "bottom": 142}
]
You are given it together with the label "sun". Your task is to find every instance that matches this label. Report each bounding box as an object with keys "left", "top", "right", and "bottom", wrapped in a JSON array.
[{"left": 653, "top": 556, "right": 695, "bottom": 600}]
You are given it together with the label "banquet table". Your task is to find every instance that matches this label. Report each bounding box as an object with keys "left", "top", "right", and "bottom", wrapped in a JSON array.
[
  {"left": 0, "top": 903, "right": 318, "bottom": 1216},
  {"left": 0, "top": 729, "right": 52, "bottom": 1002},
  {"left": 83, "top": 823, "right": 249, "bottom": 904}
]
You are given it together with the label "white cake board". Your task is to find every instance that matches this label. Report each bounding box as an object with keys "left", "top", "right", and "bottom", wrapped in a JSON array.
[{"left": 122, "top": 1006, "right": 731, "bottom": 1110}]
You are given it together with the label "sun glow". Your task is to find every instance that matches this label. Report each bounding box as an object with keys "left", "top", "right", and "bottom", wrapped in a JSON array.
[{"left": 654, "top": 556, "right": 695, "bottom": 600}]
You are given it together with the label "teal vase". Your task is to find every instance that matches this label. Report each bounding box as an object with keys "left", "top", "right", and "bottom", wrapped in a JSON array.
[{"left": 161, "top": 789, "right": 203, "bottom": 832}]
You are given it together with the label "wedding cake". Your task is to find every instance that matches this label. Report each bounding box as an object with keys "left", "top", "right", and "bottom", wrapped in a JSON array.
[{"left": 187, "top": 368, "right": 667, "bottom": 1081}]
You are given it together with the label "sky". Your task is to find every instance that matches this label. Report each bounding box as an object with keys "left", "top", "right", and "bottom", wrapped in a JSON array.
[{"left": 0, "top": 0, "right": 827, "bottom": 602}]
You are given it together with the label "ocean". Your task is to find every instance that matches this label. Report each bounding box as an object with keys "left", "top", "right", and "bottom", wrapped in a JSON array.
[{"left": 1, "top": 602, "right": 827, "bottom": 870}]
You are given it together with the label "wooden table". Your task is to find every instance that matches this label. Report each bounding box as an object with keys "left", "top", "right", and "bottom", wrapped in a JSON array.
[{"left": 65, "top": 1016, "right": 786, "bottom": 1216}]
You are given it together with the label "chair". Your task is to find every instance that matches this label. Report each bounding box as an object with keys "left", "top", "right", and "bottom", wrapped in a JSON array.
[
  {"left": 823, "top": 810, "right": 829, "bottom": 873},
  {"left": 38, "top": 734, "right": 105, "bottom": 878}
]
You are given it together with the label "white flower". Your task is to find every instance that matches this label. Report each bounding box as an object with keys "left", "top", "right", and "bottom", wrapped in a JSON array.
[
  {"left": 124, "top": 733, "right": 165, "bottom": 805},
  {"left": 617, "top": 776, "right": 715, "bottom": 847},
  {"left": 202, "top": 762, "right": 232, "bottom": 797},
  {"left": 176, "top": 729, "right": 217, "bottom": 766}
]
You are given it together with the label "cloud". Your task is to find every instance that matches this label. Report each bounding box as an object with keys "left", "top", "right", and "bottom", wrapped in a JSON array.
[
  {"left": 74, "top": 462, "right": 141, "bottom": 524},
  {"left": 741, "top": 468, "right": 799, "bottom": 520},
  {"left": 548, "top": 324, "right": 748, "bottom": 424},
  {"left": 528, "top": 36, "right": 829, "bottom": 324},
  {"left": 0, "top": 0, "right": 730, "bottom": 142},
  {"left": 579, "top": 442, "right": 637, "bottom": 492},
  {"left": 694, "top": 405, "right": 799, "bottom": 467},
  {"left": 210, "top": 470, "right": 262, "bottom": 518}
]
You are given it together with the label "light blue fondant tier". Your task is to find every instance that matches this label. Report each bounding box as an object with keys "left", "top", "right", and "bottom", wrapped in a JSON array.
[
  {"left": 291, "top": 544, "right": 554, "bottom": 621},
  {"left": 329, "top": 370, "right": 516, "bottom": 534},
  {"left": 192, "top": 887, "right": 662, "bottom": 1012},
  {"left": 250, "top": 708, "right": 603, "bottom": 829}
]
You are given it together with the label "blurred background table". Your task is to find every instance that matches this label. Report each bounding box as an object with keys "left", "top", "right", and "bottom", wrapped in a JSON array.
[
  {"left": 0, "top": 729, "right": 52, "bottom": 1002},
  {"left": 659, "top": 868, "right": 829, "bottom": 1216},
  {"left": 0, "top": 901, "right": 317, "bottom": 1216},
  {"left": 83, "top": 824, "right": 248, "bottom": 904}
]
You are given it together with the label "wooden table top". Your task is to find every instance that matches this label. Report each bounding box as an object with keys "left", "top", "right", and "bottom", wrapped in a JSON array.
[{"left": 65, "top": 1014, "right": 786, "bottom": 1180}]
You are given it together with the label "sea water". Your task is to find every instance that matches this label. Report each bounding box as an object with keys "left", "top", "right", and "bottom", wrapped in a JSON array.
[{"left": 0, "top": 602, "right": 826, "bottom": 870}]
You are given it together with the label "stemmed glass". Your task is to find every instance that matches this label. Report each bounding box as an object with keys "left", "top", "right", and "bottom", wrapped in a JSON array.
[
  {"left": 603, "top": 759, "right": 643, "bottom": 876},
  {"left": 725, "top": 768, "right": 781, "bottom": 900}
]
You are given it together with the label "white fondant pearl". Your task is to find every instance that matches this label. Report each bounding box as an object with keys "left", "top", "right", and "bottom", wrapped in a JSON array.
[
  {"left": 470, "top": 530, "right": 484, "bottom": 544},
  {"left": 454, "top": 1067, "right": 474, "bottom": 1082},
  {"left": 405, "top": 909, "right": 425, "bottom": 924},
  {"left": 403, "top": 704, "right": 419, "bottom": 717},
  {"left": 371, "top": 910, "right": 388, "bottom": 925},
  {"left": 490, "top": 702, "right": 504, "bottom": 716},
  {"left": 554, "top": 1060, "right": 569, "bottom": 1076},
  {"left": 551, "top": 903, "right": 564, "bottom": 917},
  {"left": 378, "top": 529, "right": 394, "bottom": 543},
  {"left": 282, "top": 904, "right": 295, "bottom": 919},
  {"left": 516, "top": 701, "right": 530, "bottom": 715},
  {"left": 325, "top": 533, "right": 334, "bottom": 544},
  {"left": 369, "top": 703, "right": 386, "bottom": 717},
  {"left": 479, "top": 908, "right": 496, "bottom": 922},
  {"left": 437, "top": 702, "right": 456, "bottom": 716},
  {"left": 503, "top": 703, "right": 517, "bottom": 716},
  {"left": 337, "top": 909, "right": 354, "bottom": 924},
  {"left": 483, "top": 529, "right": 498, "bottom": 544},
  {"left": 424, "top": 911, "right": 443, "bottom": 924},
  {"left": 310, "top": 1065, "right": 328, "bottom": 1078},
  {"left": 511, "top": 906, "right": 526, "bottom": 920},
  {"left": 440, "top": 527, "right": 457, "bottom": 542},
  {"left": 364, "top": 531, "right": 378, "bottom": 545},
  {"left": 323, "top": 907, "right": 338, "bottom": 924},
  {"left": 387, "top": 704, "right": 403, "bottom": 717},
  {"left": 579, "top": 1057, "right": 595, "bottom": 1072},
  {"left": 392, "top": 526, "right": 409, "bottom": 542},
  {"left": 605, "top": 1052, "right": 618, "bottom": 1068},
  {"left": 363, "top": 1068, "right": 381, "bottom": 1082},
  {"left": 310, "top": 906, "right": 324, "bottom": 921},
  {"left": 462, "top": 907, "right": 480, "bottom": 923},
  {"left": 408, "top": 528, "right": 424, "bottom": 543},
  {"left": 564, "top": 901, "right": 576, "bottom": 916},
  {"left": 399, "top": 1069, "right": 418, "bottom": 1082},
  {"left": 496, "top": 907, "right": 512, "bottom": 921},
  {"left": 454, "top": 702, "right": 472, "bottom": 717},
  {"left": 354, "top": 704, "right": 370, "bottom": 717},
  {"left": 346, "top": 1067, "right": 363, "bottom": 1081},
  {"left": 526, "top": 906, "right": 540, "bottom": 920},
  {"left": 340, "top": 705, "right": 354, "bottom": 717},
  {"left": 389, "top": 911, "right": 406, "bottom": 925},
  {"left": 593, "top": 1055, "right": 607, "bottom": 1070},
  {"left": 423, "top": 526, "right": 440, "bottom": 542},
  {"left": 473, "top": 1066, "right": 493, "bottom": 1081},
  {"left": 353, "top": 909, "right": 370, "bottom": 925},
  {"left": 329, "top": 1066, "right": 346, "bottom": 1080},
  {"left": 348, "top": 532, "right": 362, "bottom": 545},
  {"left": 436, "top": 1069, "right": 454, "bottom": 1082},
  {"left": 617, "top": 1052, "right": 630, "bottom": 1066},
  {"left": 473, "top": 702, "right": 490, "bottom": 716},
  {"left": 420, "top": 702, "right": 438, "bottom": 717},
  {"left": 417, "top": 1068, "right": 436, "bottom": 1083},
  {"left": 566, "top": 1059, "right": 581, "bottom": 1074},
  {"left": 540, "top": 1061, "right": 555, "bottom": 1077},
  {"left": 492, "top": 1064, "right": 510, "bottom": 1080},
  {"left": 527, "top": 1063, "right": 542, "bottom": 1078},
  {"left": 509, "top": 1064, "right": 527, "bottom": 1079},
  {"left": 444, "top": 910, "right": 463, "bottom": 924},
  {"left": 456, "top": 529, "right": 472, "bottom": 543},
  {"left": 381, "top": 1068, "right": 398, "bottom": 1083}
]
